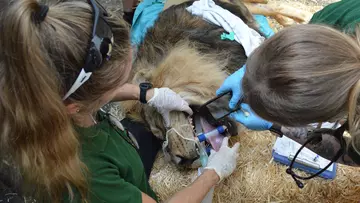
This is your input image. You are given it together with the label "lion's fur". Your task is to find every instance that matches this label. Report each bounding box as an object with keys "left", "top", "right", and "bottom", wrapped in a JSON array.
[{"left": 121, "top": 0, "right": 255, "bottom": 165}]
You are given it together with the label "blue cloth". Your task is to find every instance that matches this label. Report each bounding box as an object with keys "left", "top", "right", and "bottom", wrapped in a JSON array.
[
  {"left": 254, "top": 15, "right": 275, "bottom": 38},
  {"left": 131, "top": 0, "right": 165, "bottom": 45},
  {"left": 130, "top": 1, "right": 274, "bottom": 46}
]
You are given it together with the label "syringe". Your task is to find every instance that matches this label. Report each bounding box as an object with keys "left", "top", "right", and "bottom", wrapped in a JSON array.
[{"left": 196, "top": 125, "right": 227, "bottom": 142}]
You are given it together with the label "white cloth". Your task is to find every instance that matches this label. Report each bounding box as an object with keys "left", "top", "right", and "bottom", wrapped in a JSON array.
[{"left": 186, "top": 0, "right": 264, "bottom": 56}]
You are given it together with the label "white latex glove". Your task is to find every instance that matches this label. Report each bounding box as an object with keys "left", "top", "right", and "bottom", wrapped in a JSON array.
[
  {"left": 205, "top": 137, "right": 240, "bottom": 182},
  {"left": 148, "top": 88, "right": 193, "bottom": 127}
]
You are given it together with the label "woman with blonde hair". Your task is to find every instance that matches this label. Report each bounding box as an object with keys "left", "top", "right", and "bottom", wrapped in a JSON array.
[
  {"left": 218, "top": 0, "right": 360, "bottom": 187},
  {"left": 0, "top": 0, "right": 240, "bottom": 202}
]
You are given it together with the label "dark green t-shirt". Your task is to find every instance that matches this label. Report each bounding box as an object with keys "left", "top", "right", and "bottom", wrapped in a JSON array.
[
  {"left": 69, "top": 112, "right": 157, "bottom": 203},
  {"left": 310, "top": 0, "right": 360, "bottom": 34}
]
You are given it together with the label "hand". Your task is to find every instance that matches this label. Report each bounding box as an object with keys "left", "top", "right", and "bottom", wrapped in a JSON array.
[
  {"left": 231, "top": 103, "right": 273, "bottom": 130},
  {"left": 148, "top": 88, "right": 193, "bottom": 127},
  {"left": 205, "top": 137, "right": 240, "bottom": 182},
  {"left": 216, "top": 65, "right": 246, "bottom": 109}
]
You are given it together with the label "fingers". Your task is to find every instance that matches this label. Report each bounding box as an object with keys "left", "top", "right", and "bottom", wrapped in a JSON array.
[
  {"left": 180, "top": 101, "right": 193, "bottom": 115},
  {"left": 230, "top": 103, "right": 253, "bottom": 123},
  {"left": 229, "top": 90, "right": 242, "bottom": 109},
  {"left": 221, "top": 137, "right": 240, "bottom": 152},
  {"left": 230, "top": 110, "right": 247, "bottom": 124},
  {"left": 231, "top": 142, "right": 240, "bottom": 153},
  {"left": 221, "top": 137, "right": 229, "bottom": 147},
  {"left": 240, "top": 103, "right": 251, "bottom": 111},
  {"left": 171, "top": 96, "right": 193, "bottom": 115},
  {"left": 216, "top": 85, "right": 230, "bottom": 96},
  {"left": 182, "top": 105, "right": 193, "bottom": 116},
  {"left": 208, "top": 149, "right": 216, "bottom": 160}
]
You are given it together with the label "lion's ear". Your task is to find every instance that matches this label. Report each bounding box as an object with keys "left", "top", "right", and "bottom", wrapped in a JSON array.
[
  {"left": 143, "top": 107, "right": 166, "bottom": 140},
  {"left": 149, "top": 124, "right": 165, "bottom": 140}
]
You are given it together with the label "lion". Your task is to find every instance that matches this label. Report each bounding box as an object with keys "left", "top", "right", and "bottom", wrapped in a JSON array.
[{"left": 121, "top": 0, "right": 264, "bottom": 167}]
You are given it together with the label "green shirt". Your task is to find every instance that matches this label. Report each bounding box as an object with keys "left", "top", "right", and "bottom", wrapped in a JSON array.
[
  {"left": 70, "top": 112, "right": 157, "bottom": 203},
  {"left": 310, "top": 0, "right": 360, "bottom": 34}
]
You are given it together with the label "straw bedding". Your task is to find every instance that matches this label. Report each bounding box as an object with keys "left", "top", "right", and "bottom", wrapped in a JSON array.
[{"left": 150, "top": 129, "right": 360, "bottom": 202}]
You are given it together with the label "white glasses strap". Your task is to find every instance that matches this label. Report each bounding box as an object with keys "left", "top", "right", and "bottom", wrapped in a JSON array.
[{"left": 62, "top": 68, "right": 92, "bottom": 100}]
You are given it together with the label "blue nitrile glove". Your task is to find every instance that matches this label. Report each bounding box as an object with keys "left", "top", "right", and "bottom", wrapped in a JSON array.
[
  {"left": 216, "top": 65, "right": 246, "bottom": 109},
  {"left": 231, "top": 103, "right": 273, "bottom": 131}
]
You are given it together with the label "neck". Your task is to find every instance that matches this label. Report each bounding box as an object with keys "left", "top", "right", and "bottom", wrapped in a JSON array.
[{"left": 73, "top": 113, "right": 97, "bottom": 128}]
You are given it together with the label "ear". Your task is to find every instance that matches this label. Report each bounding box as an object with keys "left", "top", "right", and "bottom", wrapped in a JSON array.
[
  {"left": 66, "top": 103, "right": 81, "bottom": 115},
  {"left": 143, "top": 107, "right": 166, "bottom": 139},
  {"left": 149, "top": 125, "right": 165, "bottom": 140}
]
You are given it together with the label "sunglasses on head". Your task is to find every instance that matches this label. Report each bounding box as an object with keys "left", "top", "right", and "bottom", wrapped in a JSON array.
[{"left": 63, "top": 0, "right": 114, "bottom": 100}]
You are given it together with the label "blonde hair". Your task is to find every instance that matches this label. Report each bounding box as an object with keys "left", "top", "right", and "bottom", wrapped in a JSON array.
[
  {"left": 0, "top": 0, "right": 130, "bottom": 201},
  {"left": 243, "top": 24, "right": 360, "bottom": 151},
  {"left": 348, "top": 25, "right": 360, "bottom": 154}
]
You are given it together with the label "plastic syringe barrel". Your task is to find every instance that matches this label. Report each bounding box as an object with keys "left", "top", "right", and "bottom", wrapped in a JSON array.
[{"left": 197, "top": 126, "right": 226, "bottom": 142}]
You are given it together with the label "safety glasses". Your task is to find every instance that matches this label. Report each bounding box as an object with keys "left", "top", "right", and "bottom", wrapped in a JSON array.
[
  {"left": 63, "top": 0, "right": 114, "bottom": 100},
  {"left": 286, "top": 121, "right": 347, "bottom": 188}
]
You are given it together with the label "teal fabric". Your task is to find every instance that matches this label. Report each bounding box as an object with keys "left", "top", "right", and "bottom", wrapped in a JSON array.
[
  {"left": 130, "top": 1, "right": 274, "bottom": 46},
  {"left": 131, "top": 0, "right": 164, "bottom": 45},
  {"left": 254, "top": 15, "right": 274, "bottom": 38}
]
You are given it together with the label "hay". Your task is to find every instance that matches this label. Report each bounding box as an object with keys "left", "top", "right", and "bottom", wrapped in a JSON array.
[
  {"left": 265, "top": 0, "right": 325, "bottom": 32},
  {"left": 150, "top": 130, "right": 360, "bottom": 202}
]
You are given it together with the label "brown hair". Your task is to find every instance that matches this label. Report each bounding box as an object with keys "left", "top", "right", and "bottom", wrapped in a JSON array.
[
  {"left": 243, "top": 24, "right": 360, "bottom": 148},
  {"left": 0, "top": 0, "right": 130, "bottom": 202}
]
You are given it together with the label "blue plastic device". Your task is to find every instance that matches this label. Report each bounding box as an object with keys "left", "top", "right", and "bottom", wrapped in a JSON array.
[
  {"left": 197, "top": 126, "right": 226, "bottom": 142},
  {"left": 272, "top": 150, "right": 337, "bottom": 179}
]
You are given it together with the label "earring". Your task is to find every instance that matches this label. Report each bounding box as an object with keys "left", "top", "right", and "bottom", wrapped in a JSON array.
[{"left": 76, "top": 109, "right": 80, "bottom": 113}]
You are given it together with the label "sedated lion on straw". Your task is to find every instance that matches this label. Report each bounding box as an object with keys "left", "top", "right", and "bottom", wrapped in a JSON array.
[{"left": 121, "top": 0, "right": 262, "bottom": 168}]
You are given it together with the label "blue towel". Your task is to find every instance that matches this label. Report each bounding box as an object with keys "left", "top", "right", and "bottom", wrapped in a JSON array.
[
  {"left": 131, "top": 0, "right": 165, "bottom": 45},
  {"left": 254, "top": 14, "right": 275, "bottom": 38}
]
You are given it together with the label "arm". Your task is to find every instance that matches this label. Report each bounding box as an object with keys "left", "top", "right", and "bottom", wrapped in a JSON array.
[
  {"left": 164, "top": 170, "right": 219, "bottom": 203},
  {"left": 113, "top": 83, "right": 193, "bottom": 127},
  {"left": 142, "top": 170, "right": 219, "bottom": 203},
  {"left": 86, "top": 137, "right": 237, "bottom": 203},
  {"left": 230, "top": 103, "right": 360, "bottom": 166},
  {"left": 112, "top": 83, "right": 154, "bottom": 102},
  {"left": 280, "top": 126, "right": 359, "bottom": 166},
  {"left": 164, "top": 137, "right": 239, "bottom": 203}
]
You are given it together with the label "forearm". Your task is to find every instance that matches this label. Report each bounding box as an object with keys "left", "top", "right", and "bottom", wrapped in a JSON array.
[
  {"left": 280, "top": 126, "right": 359, "bottom": 166},
  {"left": 112, "top": 83, "right": 154, "bottom": 102},
  {"left": 166, "top": 170, "right": 219, "bottom": 203}
]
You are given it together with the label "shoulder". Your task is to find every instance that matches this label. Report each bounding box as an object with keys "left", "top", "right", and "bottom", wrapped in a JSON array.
[
  {"left": 310, "top": 0, "right": 360, "bottom": 33},
  {"left": 76, "top": 121, "right": 112, "bottom": 154},
  {"left": 76, "top": 116, "right": 137, "bottom": 171}
]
